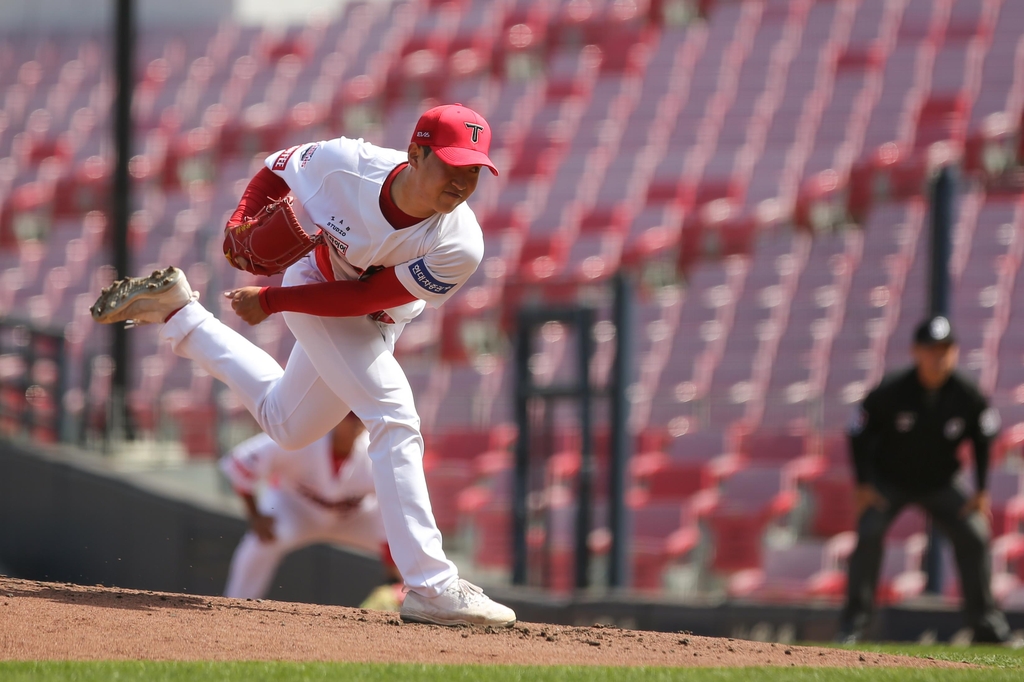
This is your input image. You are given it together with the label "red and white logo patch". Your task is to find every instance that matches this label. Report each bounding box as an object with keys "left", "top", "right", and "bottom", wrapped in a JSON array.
[{"left": 273, "top": 145, "right": 301, "bottom": 171}]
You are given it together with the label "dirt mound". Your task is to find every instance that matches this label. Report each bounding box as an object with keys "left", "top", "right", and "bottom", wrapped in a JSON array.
[{"left": 0, "top": 577, "right": 967, "bottom": 668}]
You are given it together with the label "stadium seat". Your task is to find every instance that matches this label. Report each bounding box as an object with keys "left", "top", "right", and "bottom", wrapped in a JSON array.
[
  {"left": 698, "top": 465, "right": 798, "bottom": 573},
  {"left": 423, "top": 458, "right": 476, "bottom": 534},
  {"left": 628, "top": 491, "right": 699, "bottom": 590},
  {"left": 872, "top": 533, "right": 929, "bottom": 606},
  {"left": 727, "top": 535, "right": 852, "bottom": 602},
  {"left": 632, "top": 429, "right": 740, "bottom": 500}
]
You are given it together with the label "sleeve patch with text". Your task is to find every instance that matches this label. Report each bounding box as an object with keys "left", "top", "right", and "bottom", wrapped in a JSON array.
[
  {"left": 273, "top": 145, "right": 301, "bottom": 171},
  {"left": 299, "top": 143, "right": 319, "bottom": 168},
  {"left": 409, "top": 259, "right": 455, "bottom": 295}
]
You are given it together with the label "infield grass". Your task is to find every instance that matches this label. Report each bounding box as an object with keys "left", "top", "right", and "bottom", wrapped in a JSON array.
[{"left": 1, "top": 645, "right": 1021, "bottom": 681}]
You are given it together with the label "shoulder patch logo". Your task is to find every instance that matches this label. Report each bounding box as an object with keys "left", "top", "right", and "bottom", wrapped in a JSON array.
[
  {"left": 273, "top": 145, "right": 301, "bottom": 171},
  {"left": 895, "top": 412, "right": 916, "bottom": 433},
  {"left": 299, "top": 143, "right": 319, "bottom": 168},
  {"left": 980, "top": 407, "right": 1001, "bottom": 437},
  {"left": 409, "top": 259, "right": 455, "bottom": 295}
]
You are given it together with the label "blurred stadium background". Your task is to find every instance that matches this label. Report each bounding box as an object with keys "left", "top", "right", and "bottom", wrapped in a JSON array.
[{"left": 2, "top": 0, "right": 1024, "bottom": 639}]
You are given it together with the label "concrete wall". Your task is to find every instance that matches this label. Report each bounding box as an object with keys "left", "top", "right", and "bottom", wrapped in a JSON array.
[{"left": 0, "top": 439, "right": 385, "bottom": 605}]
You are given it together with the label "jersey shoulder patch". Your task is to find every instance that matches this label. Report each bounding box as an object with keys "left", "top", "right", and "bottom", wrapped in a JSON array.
[
  {"left": 299, "top": 143, "right": 319, "bottom": 168},
  {"left": 408, "top": 259, "right": 456, "bottom": 295},
  {"left": 979, "top": 407, "right": 1001, "bottom": 437},
  {"left": 272, "top": 145, "right": 302, "bottom": 171}
]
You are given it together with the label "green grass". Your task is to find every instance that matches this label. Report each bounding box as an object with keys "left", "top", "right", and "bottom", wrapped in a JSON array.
[
  {"left": 828, "top": 642, "right": 1024, "bottom": 670},
  {"left": 1, "top": 645, "right": 1022, "bottom": 682}
]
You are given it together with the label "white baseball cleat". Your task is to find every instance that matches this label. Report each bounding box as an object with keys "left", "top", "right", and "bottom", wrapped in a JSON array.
[
  {"left": 400, "top": 578, "right": 516, "bottom": 627},
  {"left": 90, "top": 266, "right": 198, "bottom": 328}
]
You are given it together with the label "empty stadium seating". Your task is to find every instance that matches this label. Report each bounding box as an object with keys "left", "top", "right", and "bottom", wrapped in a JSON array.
[{"left": 3, "top": 0, "right": 1024, "bottom": 596}]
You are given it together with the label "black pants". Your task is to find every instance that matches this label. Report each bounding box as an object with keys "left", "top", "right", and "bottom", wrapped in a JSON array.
[{"left": 840, "top": 481, "right": 1010, "bottom": 642}]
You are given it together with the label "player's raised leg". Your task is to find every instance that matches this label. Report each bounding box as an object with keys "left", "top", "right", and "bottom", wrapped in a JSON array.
[
  {"left": 92, "top": 265, "right": 348, "bottom": 450},
  {"left": 160, "top": 298, "right": 345, "bottom": 450}
]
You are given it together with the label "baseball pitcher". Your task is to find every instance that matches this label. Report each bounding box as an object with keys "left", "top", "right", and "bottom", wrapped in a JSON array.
[{"left": 91, "top": 104, "right": 515, "bottom": 627}]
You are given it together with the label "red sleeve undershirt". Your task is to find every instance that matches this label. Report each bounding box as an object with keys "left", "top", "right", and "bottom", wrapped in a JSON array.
[
  {"left": 228, "top": 167, "right": 290, "bottom": 227},
  {"left": 228, "top": 164, "right": 422, "bottom": 317}
]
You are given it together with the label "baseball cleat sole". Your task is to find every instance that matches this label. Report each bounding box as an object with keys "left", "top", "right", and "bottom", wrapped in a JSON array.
[{"left": 90, "top": 266, "right": 196, "bottom": 327}]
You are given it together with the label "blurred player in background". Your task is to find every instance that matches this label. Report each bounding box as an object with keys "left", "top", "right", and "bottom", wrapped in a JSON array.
[
  {"left": 221, "top": 412, "right": 403, "bottom": 610},
  {"left": 92, "top": 104, "right": 516, "bottom": 627},
  {"left": 838, "top": 316, "right": 1015, "bottom": 645}
]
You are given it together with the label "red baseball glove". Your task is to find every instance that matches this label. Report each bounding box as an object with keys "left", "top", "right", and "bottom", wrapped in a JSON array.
[{"left": 223, "top": 196, "right": 321, "bottom": 277}]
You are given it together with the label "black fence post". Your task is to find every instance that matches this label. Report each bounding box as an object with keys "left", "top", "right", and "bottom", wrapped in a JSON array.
[
  {"left": 925, "top": 165, "right": 955, "bottom": 594},
  {"left": 575, "top": 307, "right": 594, "bottom": 589},
  {"left": 110, "top": 0, "right": 135, "bottom": 442},
  {"left": 608, "top": 273, "right": 633, "bottom": 588}
]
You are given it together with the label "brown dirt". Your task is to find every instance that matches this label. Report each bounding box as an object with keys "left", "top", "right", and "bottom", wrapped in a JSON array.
[{"left": 0, "top": 577, "right": 968, "bottom": 668}]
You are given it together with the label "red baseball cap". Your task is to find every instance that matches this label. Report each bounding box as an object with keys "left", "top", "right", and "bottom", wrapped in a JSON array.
[{"left": 411, "top": 103, "right": 498, "bottom": 175}]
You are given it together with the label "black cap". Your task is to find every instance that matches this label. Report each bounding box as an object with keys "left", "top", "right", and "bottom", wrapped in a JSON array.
[{"left": 913, "top": 315, "right": 956, "bottom": 346}]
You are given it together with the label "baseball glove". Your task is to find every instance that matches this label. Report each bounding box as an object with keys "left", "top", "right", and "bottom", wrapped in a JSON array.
[{"left": 223, "top": 196, "right": 321, "bottom": 277}]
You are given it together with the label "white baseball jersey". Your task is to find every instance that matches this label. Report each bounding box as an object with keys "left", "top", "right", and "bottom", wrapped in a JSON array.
[
  {"left": 164, "top": 134, "right": 486, "bottom": 599},
  {"left": 219, "top": 431, "right": 385, "bottom": 600},
  {"left": 265, "top": 138, "right": 485, "bottom": 325},
  {"left": 220, "top": 431, "right": 375, "bottom": 510}
]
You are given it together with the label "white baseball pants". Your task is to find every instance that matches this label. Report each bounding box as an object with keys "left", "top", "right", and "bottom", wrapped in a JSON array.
[
  {"left": 223, "top": 488, "right": 385, "bottom": 599},
  {"left": 160, "top": 255, "right": 458, "bottom": 597}
]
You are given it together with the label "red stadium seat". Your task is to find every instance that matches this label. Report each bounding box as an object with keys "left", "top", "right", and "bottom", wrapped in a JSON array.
[
  {"left": 727, "top": 539, "right": 849, "bottom": 602},
  {"left": 805, "top": 471, "right": 857, "bottom": 538},
  {"left": 628, "top": 491, "right": 699, "bottom": 590},
  {"left": 699, "top": 465, "right": 798, "bottom": 573},
  {"left": 423, "top": 459, "right": 476, "bottom": 534}
]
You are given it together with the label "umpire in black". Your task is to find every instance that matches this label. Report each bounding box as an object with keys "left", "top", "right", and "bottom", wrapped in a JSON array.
[{"left": 837, "top": 315, "right": 1013, "bottom": 644}]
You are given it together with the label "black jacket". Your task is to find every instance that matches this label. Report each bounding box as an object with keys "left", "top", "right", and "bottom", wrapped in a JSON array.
[{"left": 848, "top": 368, "right": 1000, "bottom": 493}]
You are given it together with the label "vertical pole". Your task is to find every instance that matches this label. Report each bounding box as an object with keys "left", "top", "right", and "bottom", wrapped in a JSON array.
[
  {"left": 54, "top": 333, "right": 68, "bottom": 443},
  {"left": 608, "top": 273, "right": 633, "bottom": 587},
  {"left": 925, "top": 165, "right": 955, "bottom": 594},
  {"left": 574, "top": 309, "right": 594, "bottom": 589},
  {"left": 512, "top": 312, "right": 532, "bottom": 586},
  {"left": 110, "top": 0, "right": 134, "bottom": 442},
  {"left": 929, "top": 167, "right": 954, "bottom": 319}
]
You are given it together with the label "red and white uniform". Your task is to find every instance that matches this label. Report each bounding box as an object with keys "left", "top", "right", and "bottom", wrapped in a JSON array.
[
  {"left": 266, "top": 136, "right": 483, "bottom": 327},
  {"left": 220, "top": 432, "right": 384, "bottom": 599},
  {"left": 159, "top": 105, "right": 495, "bottom": 598}
]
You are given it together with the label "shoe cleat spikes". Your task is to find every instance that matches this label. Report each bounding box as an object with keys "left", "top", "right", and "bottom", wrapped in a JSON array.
[{"left": 90, "top": 266, "right": 196, "bottom": 327}]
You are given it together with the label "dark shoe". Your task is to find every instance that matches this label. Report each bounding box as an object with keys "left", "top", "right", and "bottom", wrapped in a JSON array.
[
  {"left": 1003, "top": 636, "right": 1024, "bottom": 650},
  {"left": 835, "top": 629, "right": 861, "bottom": 645},
  {"left": 971, "top": 627, "right": 1018, "bottom": 647}
]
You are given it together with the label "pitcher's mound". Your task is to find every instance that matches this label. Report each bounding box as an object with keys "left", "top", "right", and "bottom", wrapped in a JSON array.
[{"left": 0, "top": 577, "right": 968, "bottom": 668}]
